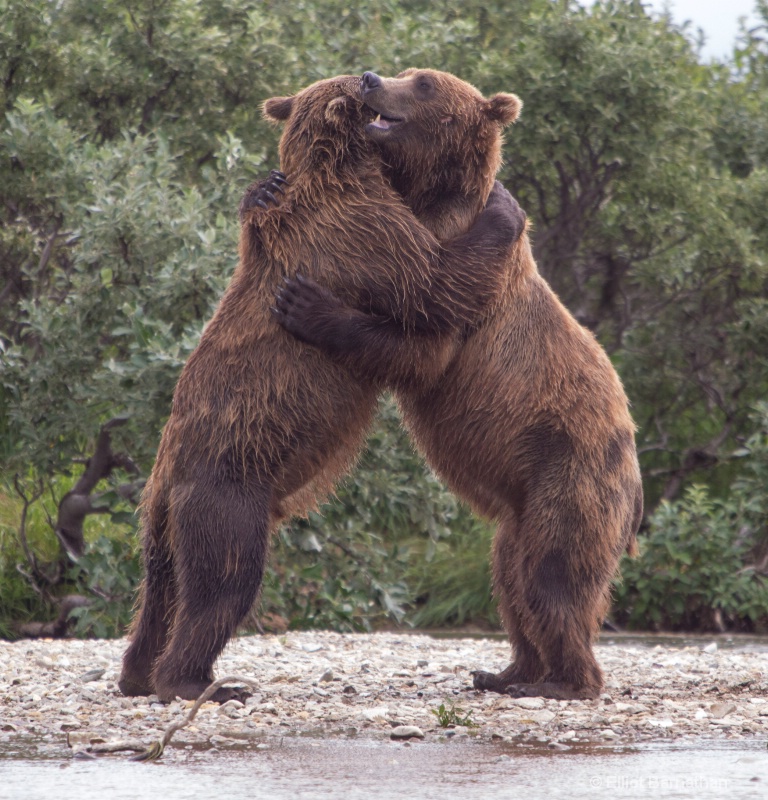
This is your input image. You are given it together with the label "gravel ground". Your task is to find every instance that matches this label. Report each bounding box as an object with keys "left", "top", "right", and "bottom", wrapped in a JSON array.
[{"left": 1, "top": 632, "right": 767, "bottom": 757}]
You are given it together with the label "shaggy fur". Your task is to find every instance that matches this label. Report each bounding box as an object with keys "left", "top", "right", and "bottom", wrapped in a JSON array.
[
  {"left": 275, "top": 69, "right": 643, "bottom": 701},
  {"left": 117, "top": 75, "right": 525, "bottom": 703}
]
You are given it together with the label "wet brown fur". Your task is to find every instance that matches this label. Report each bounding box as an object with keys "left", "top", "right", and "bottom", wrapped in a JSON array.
[
  {"left": 118, "top": 75, "right": 523, "bottom": 703},
  {"left": 277, "top": 69, "right": 643, "bottom": 701}
]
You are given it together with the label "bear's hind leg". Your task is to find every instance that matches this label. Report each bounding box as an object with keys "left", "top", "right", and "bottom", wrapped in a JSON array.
[
  {"left": 151, "top": 479, "right": 271, "bottom": 703},
  {"left": 505, "top": 544, "right": 610, "bottom": 701},
  {"left": 119, "top": 490, "right": 175, "bottom": 697},
  {"left": 472, "top": 622, "right": 545, "bottom": 692},
  {"left": 473, "top": 518, "right": 546, "bottom": 692}
]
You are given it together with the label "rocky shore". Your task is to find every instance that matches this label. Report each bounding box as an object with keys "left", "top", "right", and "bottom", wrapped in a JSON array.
[{"left": 2, "top": 632, "right": 767, "bottom": 759}]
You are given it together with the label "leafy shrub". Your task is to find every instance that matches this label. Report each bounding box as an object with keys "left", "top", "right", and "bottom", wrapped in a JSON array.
[
  {"left": 259, "top": 398, "right": 459, "bottom": 631},
  {"left": 405, "top": 513, "right": 497, "bottom": 629},
  {"left": 67, "top": 535, "right": 142, "bottom": 638},
  {"left": 432, "top": 701, "right": 478, "bottom": 728},
  {"left": 614, "top": 483, "right": 768, "bottom": 631}
]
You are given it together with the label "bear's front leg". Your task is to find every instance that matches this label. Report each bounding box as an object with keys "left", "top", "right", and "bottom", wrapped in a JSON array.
[{"left": 273, "top": 275, "right": 447, "bottom": 388}]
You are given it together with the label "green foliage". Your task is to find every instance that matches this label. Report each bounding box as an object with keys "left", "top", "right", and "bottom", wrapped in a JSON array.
[
  {"left": 0, "top": 472, "right": 141, "bottom": 637},
  {"left": 616, "top": 405, "right": 768, "bottom": 630},
  {"left": 67, "top": 535, "right": 142, "bottom": 638},
  {"left": 406, "top": 514, "right": 497, "bottom": 629},
  {"left": 259, "top": 398, "right": 458, "bottom": 631},
  {"left": 432, "top": 701, "right": 478, "bottom": 728},
  {"left": 2, "top": 0, "right": 768, "bottom": 635}
]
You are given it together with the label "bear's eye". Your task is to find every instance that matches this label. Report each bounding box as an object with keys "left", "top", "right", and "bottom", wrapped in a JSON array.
[{"left": 418, "top": 79, "right": 432, "bottom": 91}]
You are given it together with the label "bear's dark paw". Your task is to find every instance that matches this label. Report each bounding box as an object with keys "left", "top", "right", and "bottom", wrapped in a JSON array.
[
  {"left": 472, "top": 663, "right": 543, "bottom": 693},
  {"left": 154, "top": 677, "right": 253, "bottom": 704},
  {"left": 505, "top": 681, "right": 599, "bottom": 701},
  {"left": 209, "top": 685, "right": 253, "bottom": 704},
  {"left": 505, "top": 682, "right": 540, "bottom": 698},
  {"left": 272, "top": 274, "right": 342, "bottom": 344},
  {"left": 118, "top": 674, "right": 154, "bottom": 698},
  {"left": 471, "top": 669, "right": 509, "bottom": 693},
  {"left": 239, "top": 170, "right": 288, "bottom": 219},
  {"left": 485, "top": 180, "right": 527, "bottom": 243}
]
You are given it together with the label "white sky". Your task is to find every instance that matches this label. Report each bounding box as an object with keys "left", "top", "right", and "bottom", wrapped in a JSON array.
[{"left": 641, "top": 0, "right": 762, "bottom": 59}]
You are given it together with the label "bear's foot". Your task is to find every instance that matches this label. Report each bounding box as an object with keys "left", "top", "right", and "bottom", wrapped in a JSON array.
[
  {"left": 117, "top": 673, "right": 154, "bottom": 698},
  {"left": 154, "top": 677, "right": 252, "bottom": 705},
  {"left": 472, "top": 670, "right": 511, "bottom": 693},
  {"left": 471, "top": 662, "right": 541, "bottom": 694},
  {"left": 505, "top": 681, "right": 600, "bottom": 701}
]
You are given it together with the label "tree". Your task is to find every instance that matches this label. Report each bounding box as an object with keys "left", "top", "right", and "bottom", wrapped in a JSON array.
[{"left": 2, "top": 0, "right": 767, "bottom": 634}]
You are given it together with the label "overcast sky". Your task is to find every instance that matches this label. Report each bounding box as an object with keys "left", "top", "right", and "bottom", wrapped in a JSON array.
[{"left": 638, "top": 0, "right": 762, "bottom": 59}]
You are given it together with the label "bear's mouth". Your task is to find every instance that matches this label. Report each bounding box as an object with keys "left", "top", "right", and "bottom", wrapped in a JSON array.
[{"left": 369, "top": 112, "right": 403, "bottom": 130}]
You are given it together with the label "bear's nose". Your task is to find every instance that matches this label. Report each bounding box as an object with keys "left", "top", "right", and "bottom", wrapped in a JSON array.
[{"left": 361, "top": 72, "right": 382, "bottom": 93}]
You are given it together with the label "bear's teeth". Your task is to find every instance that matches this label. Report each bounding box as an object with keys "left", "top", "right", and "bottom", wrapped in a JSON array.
[{"left": 374, "top": 114, "right": 381, "bottom": 123}]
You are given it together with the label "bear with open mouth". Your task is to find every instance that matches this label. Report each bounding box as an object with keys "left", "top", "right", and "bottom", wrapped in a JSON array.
[{"left": 275, "top": 69, "right": 643, "bottom": 701}]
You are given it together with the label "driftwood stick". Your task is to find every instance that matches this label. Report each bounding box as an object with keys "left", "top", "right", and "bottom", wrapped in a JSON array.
[{"left": 132, "top": 676, "right": 260, "bottom": 762}]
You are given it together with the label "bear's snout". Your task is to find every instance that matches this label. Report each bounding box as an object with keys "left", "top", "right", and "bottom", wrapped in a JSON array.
[{"left": 361, "top": 71, "right": 382, "bottom": 93}]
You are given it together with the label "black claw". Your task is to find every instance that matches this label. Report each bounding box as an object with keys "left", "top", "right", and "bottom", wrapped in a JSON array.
[
  {"left": 263, "top": 191, "right": 278, "bottom": 204},
  {"left": 270, "top": 182, "right": 285, "bottom": 194},
  {"left": 270, "top": 170, "right": 288, "bottom": 183},
  {"left": 254, "top": 199, "right": 268, "bottom": 209}
]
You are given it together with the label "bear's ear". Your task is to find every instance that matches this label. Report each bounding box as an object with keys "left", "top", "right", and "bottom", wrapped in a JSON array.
[
  {"left": 263, "top": 96, "right": 294, "bottom": 122},
  {"left": 484, "top": 93, "right": 522, "bottom": 126},
  {"left": 325, "top": 95, "right": 353, "bottom": 124}
]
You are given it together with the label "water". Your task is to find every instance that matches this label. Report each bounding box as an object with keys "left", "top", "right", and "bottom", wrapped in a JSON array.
[{"left": 2, "top": 738, "right": 766, "bottom": 800}]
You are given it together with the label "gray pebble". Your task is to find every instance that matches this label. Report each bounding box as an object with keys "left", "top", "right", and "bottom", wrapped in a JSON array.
[{"left": 390, "top": 725, "right": 425, "bottom": 740}]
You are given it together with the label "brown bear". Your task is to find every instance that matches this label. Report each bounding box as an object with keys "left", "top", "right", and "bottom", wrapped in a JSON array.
[
  {"left": 273, "top": 69, "right": 643, "bottom": 701},
  {"left": 117, "top": 74, "right": 526, "bottom": 703}
]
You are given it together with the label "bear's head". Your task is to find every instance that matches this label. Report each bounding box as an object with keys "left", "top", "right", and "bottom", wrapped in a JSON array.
[
  {"left": 263, "top": 76, "right": 377, "bottom": 179},
  {"left": 360, "top": 68, "right": 521, "bottom": 202}
]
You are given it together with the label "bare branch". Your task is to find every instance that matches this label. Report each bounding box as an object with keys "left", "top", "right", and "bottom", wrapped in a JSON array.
[
  {"left": 12, "top": 474, "right": 45, "bottom": 579},
  {"left": 56, "top": 416, "right": 136, "bottom": 559},
  {"left": 35, "top": 219, "right": 63, "bottom": 279}
]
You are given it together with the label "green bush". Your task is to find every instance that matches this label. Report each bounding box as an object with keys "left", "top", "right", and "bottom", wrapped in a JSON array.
[
  {"left": 67, "top": 535, "right": 142, "bottom": 638},
  {"left": 3, "top": 0, "right": 768, "bottom": 637},
  {"left": 259, "top": 397, "right": 459, "bottom": 631},
  {"left": 0, "top": 470, "right": 141, "bottom": 638},
  {"left": 616, "top": 406, "right": 768, "bottom": 631},
  {"left": 405, "top": 513, "right": 497, "bottom": 629}
]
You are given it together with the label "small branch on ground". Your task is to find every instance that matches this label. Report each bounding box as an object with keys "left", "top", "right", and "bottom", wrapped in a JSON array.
[{"left": 132, "top": 676, "right": 261, "bottom": 762}]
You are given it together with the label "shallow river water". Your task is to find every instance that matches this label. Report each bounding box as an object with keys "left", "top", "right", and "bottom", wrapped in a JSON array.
[{"left": 3, "top": 737, "right": 767, "bottom": 800}]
